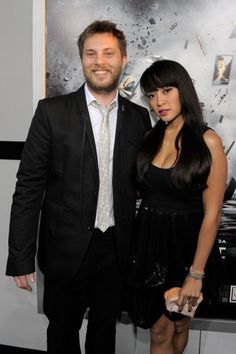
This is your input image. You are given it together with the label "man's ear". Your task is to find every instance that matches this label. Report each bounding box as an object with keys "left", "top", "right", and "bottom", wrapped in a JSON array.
[{"left": 122, "top": 55, "right": 128, "bottom": 70}]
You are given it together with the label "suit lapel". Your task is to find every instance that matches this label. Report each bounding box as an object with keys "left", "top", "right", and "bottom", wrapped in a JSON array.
[
  {"left": 75, "top": 86, "right": 98, "bottom": 168},
  {"left": 113, "top": 95, "right": 126, "bottom": 175},
  {"left": 115, "top": 96, "right": 125, "bottom": 141}
]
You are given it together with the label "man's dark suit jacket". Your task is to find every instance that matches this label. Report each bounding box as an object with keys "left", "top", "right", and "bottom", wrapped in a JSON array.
[{"left": 6, "top": 84, "right": 151, "bottom": 282}]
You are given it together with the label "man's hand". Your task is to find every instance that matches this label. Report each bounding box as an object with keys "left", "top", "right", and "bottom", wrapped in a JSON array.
[{"left": 13, "top": 273, "right": 36, "bottom": 291}]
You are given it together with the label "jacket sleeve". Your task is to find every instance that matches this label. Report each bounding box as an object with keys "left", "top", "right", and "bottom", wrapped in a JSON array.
[
  {"left": 6, "top": 100, "right": 51, "bottom": 276},
  {"left": 144, "top": 107, "right": 152, "bottom": 132}
]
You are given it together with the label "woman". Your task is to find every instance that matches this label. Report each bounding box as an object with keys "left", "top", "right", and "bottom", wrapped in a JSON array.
[{"left": 128, "top": 60, "right": 227, "bottom": 354}]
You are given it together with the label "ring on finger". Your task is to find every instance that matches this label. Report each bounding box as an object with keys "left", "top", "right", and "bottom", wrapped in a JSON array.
[{"left": 190, "top": 297, "right": 198, "bottom": 306}]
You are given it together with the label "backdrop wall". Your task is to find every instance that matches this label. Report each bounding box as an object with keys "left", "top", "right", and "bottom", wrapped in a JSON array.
[{"left": 46, "top": 0, "right": 236, "bottom": 319}]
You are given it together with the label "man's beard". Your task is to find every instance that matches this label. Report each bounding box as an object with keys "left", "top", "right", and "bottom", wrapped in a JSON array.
[
  {"left": 86, "top": 76, "right": 120, "bottom": 94},
  {"left": 84, "top": 67, "right": 122, "bottom": 94}
]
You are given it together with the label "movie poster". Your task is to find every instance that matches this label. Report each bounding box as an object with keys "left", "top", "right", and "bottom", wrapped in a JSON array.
[{"left": 45, "top": 0, "right": 236, "bottom": 318}]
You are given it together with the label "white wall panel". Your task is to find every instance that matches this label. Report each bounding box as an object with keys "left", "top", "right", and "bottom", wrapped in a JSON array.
[
  {"left": 0, "top": 0, "right": 47, "bottom": 350},
  {"left": 0, "top": 160, "right": 47, "bottom": 350},
  {"left": 184, "top": 330, "right": 200, "bottom": 354},
  {"left": 200, "top": 331, "right": 236, "bottom": 354},
  {"left": 135, "top": 327, "right": 150, "bottom": 354}
]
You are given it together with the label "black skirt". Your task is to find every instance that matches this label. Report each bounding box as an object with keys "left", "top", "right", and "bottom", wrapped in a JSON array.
[{"left": 126, "top": 203, "right": 222, "bottom": 328}]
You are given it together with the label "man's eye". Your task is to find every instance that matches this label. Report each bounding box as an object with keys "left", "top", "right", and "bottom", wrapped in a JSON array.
[
  {"left": 86, "top": 52, "right": 95, "bottom": 56},
  {"left": 105, "top": 52, "right": 113, "bottom": 56}
]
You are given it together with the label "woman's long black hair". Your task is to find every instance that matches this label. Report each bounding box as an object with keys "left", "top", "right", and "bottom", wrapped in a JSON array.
[{"left": 137, "top": 60, "right": 212, "bottom": 190}]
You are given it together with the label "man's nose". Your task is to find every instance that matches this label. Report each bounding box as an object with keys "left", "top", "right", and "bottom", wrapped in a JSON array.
[{"left": 96, "top": 53, "right": 106, "bottom": 65}]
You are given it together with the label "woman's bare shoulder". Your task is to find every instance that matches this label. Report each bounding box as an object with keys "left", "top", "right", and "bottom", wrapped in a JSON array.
[{"left": 203, "top": 129, "right": 224, "bottom": 150}]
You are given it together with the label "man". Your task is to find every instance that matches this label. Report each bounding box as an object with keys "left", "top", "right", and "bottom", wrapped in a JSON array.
[{"left": 6, "top": 20, "right": 151, "bottom": 353}]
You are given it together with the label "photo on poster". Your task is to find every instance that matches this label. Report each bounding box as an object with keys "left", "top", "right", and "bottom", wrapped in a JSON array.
[
  {"left": 212, "top": 55, "right": 233, "bottom": 85},
  {"left": 229, "top": 285, "right": 236, "bottom": 303}
]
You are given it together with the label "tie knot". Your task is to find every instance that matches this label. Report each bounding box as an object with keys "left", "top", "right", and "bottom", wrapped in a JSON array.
[{"left": 91, "top": 100, "right": 116, "bottom": 114}]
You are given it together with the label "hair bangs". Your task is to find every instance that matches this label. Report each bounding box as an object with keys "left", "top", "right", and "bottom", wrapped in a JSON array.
[{"left": 140, "top": 63, "right": 178, "bottom": 95}]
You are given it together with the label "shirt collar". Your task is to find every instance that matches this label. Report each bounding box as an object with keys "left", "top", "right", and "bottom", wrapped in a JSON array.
[{"left": 84, "top": 83, "right": 118, "bottom": 109}]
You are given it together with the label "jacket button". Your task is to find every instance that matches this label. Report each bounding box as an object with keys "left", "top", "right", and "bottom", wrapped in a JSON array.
[{"left": 88, "top": 225, "right": 93, "bottom": 231}]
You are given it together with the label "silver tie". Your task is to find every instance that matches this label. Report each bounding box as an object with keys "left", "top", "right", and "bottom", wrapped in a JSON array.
[{"left": 91, "top": 100, "right": 115, "bottom": 232}]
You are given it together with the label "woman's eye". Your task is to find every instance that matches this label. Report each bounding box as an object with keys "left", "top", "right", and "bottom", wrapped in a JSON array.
[
  {"left": 163, "top": 87, "right": 172, "bottom": 93},
  {"left": 146, "top": 93, "right": 155, "bottom": 99}
]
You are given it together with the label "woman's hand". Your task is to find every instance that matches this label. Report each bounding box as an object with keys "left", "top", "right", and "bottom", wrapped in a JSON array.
[{"left": 176, "top": 276, "right": 203, "bottom": 313}]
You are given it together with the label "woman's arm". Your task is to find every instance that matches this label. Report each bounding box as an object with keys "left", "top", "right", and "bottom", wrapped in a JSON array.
[{"left": 177, "top": 129, "right": 227, "bottom": 310}]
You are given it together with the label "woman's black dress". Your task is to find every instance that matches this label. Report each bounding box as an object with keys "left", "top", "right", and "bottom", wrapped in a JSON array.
[{"left": 127, "top": 163, "right": 221, "bottom": 328}]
